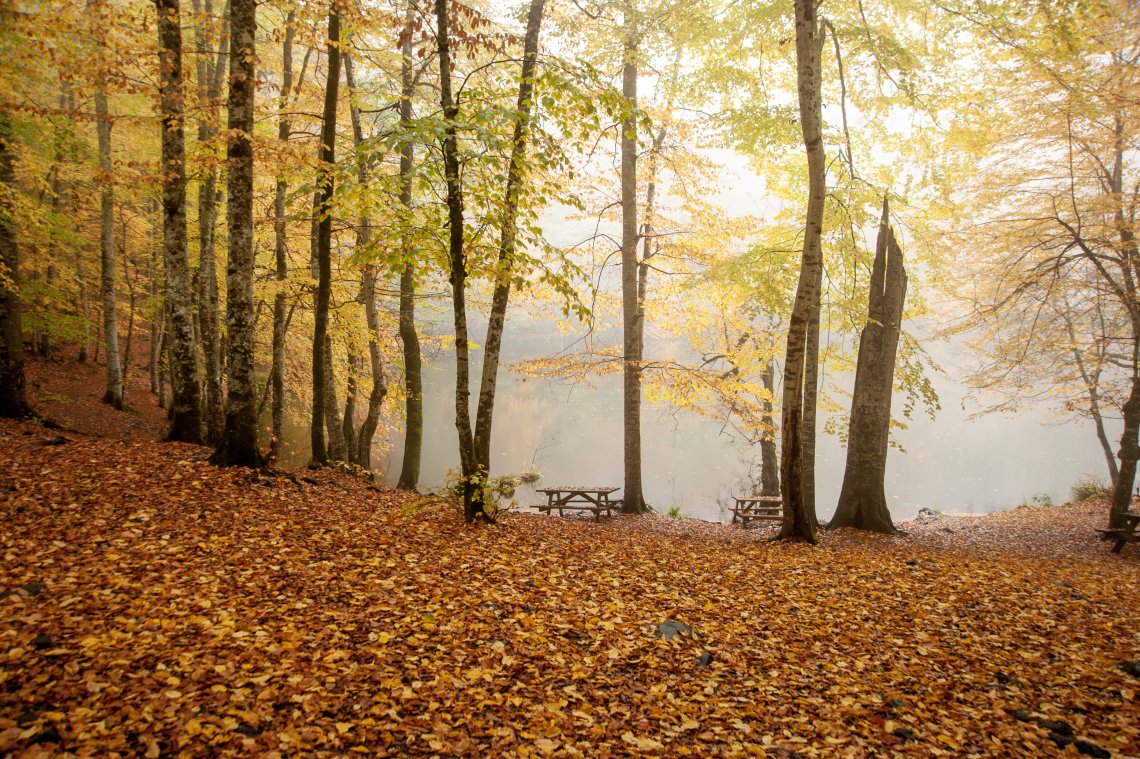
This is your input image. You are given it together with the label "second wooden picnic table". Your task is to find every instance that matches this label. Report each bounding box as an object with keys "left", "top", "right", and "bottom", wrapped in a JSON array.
[
  {"left": 732, "top": 495, "right": 783, "bottom": 527},
  {"left": 536, "top": 486, "right": 622, "bottom": 519}
]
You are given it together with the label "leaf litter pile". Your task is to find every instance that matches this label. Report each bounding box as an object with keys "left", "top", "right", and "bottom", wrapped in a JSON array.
[{"left": 2, "top": 420, "right": 1139, "bottom": 757}]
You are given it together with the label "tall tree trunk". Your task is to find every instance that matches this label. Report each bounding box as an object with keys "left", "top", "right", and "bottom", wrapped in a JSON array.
[
  {"left": 210, "top": 0, "right": 262, "bottom": 467},
  {"left": 193, "top": 0, "right": 228, "bottom": 446},
  {"left": 91, "top": 0, "right": 123, "bottom": 409},
  {"left": 760, "top": 357, "right": 780, "bottom": 497},
  {"left": 342, "top": 353, "right": 359, "bottom": 462},
  {"left": 779, "top": 0, "right": 826, "bottom": 543},
  {"left": 435, "top": 0, "right": 484, "bottom": 522},
  {"left": 0, "top": 113, "right": 29, "bottom": 418},
  {"left": 121, "top": 231, "right": 136, "bottom": 377},
  {"left": 396, "top": 3, "right": 422, "bottom": 490},
  {"left": 269, "top": 10, "right": 296, "bottom": 460},
  {"left": 310, "top": 5, "right": 341, "bottom": 466},
  {"left": 149, "top": 252, "right": 163, "bottom": 394},
  {"left": 270, "top": 8, "right": 296, "bottom": 462},
  {"left": 620, "top": 3, "right": 645, "bottom": 514},
  {"left": 830, "top": 198, "right": 907, "bottom": 533},
  {"left": 157, "top": 0, "right": 203, "bottom": 443},
  {"left": 472, "top": 0, "right": 546, "bottom": 486},
  {"left": 76, "top": 246, "right": 90, "bottom": 363},
  {"left": 344, "top": 51, "right": 387, "bottom": 469}
]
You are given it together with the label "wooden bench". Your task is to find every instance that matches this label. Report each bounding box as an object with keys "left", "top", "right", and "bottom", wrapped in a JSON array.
[
  {"left": 536, "top": 486, "right": 621, "bottom": 520},
  {"left": 732, "top": 495, "right": 783, "bottom": 528},
  {"left": 1097, "top": 512, "right": 1140, "bottom": 553}
]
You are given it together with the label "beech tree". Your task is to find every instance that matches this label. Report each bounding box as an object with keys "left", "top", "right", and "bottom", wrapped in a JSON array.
[
  {"left": 310, "top": 3, "right": 341, "bottom": 466},
  {"left": 831, "top": 198, "right": 907, "bottom": 534},
  {"left": 156, "top": 0, "right": 202, "bottom": 443},
  {"left": 211, "top": 0, "right": 261, "bottom": 467}
]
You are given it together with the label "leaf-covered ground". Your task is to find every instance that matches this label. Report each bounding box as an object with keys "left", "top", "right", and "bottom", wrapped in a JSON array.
[{"left": 2, "top": 420, "right": 1138, "bottom": 757}]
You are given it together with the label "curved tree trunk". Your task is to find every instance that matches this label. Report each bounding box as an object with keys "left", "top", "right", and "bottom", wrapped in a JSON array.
[
  {"left": 1110, "top": 331, "right": 1140, "bottom": 529},
  {"left": 344, "top": 51, "right": 386, "bottom": 469},
  {"left": 211, "top": 0, "right": 262, "bottom": 468},
  {"left": 830, "top": 198, "right": 907, "bottom": 533},
  {"left": 435, "top": 0, "right": 486, "bottom": 522},
  {"left": 472, "top": 0, "right": 547, "bottom": 491},
  {"left": 779, "top": 0, "right": 826, "bottom": 543},
  {"left": 310, "top": 6, "right": 341, "bottom": 466},
  {"left": 396, "top": 3, "right": 422, "bottom": 490},
  {"left": 157, "top": 0, "right": 203, "bottom": 443},
  {"left": 0, "top": 113, "right": 29, "bottom": 418}
]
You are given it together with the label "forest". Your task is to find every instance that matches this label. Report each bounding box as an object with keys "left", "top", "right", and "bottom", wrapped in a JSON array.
[{"left": 2, "top": 0, "right": 1140, "bottom": 755}]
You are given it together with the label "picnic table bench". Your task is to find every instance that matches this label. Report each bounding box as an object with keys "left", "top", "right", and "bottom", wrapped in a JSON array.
[
  {"left": 731, "top": 495, "right": 783, "bottom": 527},
  {"left": 1096, "top": 511, "right": 1140, "bottom": 554},
  {"left": 536, "top": 486, "right": 622, "bottom": 519}
]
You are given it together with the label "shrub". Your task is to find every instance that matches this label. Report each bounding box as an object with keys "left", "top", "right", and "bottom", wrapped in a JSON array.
[
  {"left": 1070, "top": 474, "right": 1109, "bottom": 503},
  {"left": 667, "top": 505, "right": 682, "bottom": 519}
]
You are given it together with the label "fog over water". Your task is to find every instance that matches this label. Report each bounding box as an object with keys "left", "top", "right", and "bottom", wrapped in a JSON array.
[{"left": 364, "top": 312, "right": 1112, "bottom": 524}]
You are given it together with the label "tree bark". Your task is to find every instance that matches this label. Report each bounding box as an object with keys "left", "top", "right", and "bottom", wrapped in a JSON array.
[
  {"left": 310, "top": 5, "right": 340, "bottom": 466},
  {"left": 193, "top": 0, "right": 228, "bottom": 446},
  {"left": 621, "top": 3, "right": 646, "bottom": 514},
  {"left": 830, "top": 198, "right": 907, "bottom": 533},
  {"left": 157, "top": 0, "right": 203, "bottom": 443},
  {"left": 472, "top": 0, "right": 546, "bottom": 488},
  {"left": 210, "top": 0, "right": 262, "bottom": 467},
  {"left": 344, "top": 51, "right": 387, "bottom": 470},
  {"left": 396, "top": 3, "right": 422, "bottom": 490},
  {"left": 91, "top": 0, "right": 123, "bottom": 410},
  {"left": 435, "top": 0, "right": 485, "bottom": 522},
  {"left": 779, "top": 0, "right": 826, "bottom": 543},
  {"left": 0, "top": 113, "right": 30, "bottom": 418}
]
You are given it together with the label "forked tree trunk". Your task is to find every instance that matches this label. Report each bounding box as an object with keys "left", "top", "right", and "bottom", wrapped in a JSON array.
[
  {"left": 210, "top": 0, "right": 262, "bottom": 467},
  {"left": 472, "top": 0, "right": 546, "bottom": 489},
  {"left": 396, "top": 3, "right": 423, "bottom": 490},
  {"left": 620, "top": 3, "right": 646, "bottom": 514},
  {"left": 310, "top": 5, "right": 340, "bottom": 466},
  {"left": 157, "top": 0, "right": 203, "bottom": 443},
  {"left": 830, "top": 198, "right": 907, "bottom": 533},
  {"left": 0, "top": 113, "right": 29, "bottom": 418},
  {"left": 779, "top": 0, "right": 826, "bottom": 543},
  {"left": 435, "top": 0, "right": 485, "bottom": 522}
]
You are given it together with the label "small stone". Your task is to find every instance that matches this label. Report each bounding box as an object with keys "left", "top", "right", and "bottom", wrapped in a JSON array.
[
  {"left": 31, "top": 634, "right": 54, "bottom": 650},
  {"left": 38, "top": 436, "right": 69, "bottom": 446},
  {"left": 1036, "top": 719, "right": 1073, "bottom": 736},
  {"left": 655, "top": 619, "right": 692, "bottom": 640},
  {"left": 905, "top": 558, "right": 918, "bottom": 566},
  {"left": 885, "top": 698, "right": 907, "bottom": 709},
  {"left": 1120, "top": 660, "right": 1140, "bottom": 679},
  {"left": 523, "top": 579, "right": 534, "bottom": 587},
  {"left": 892, "top": 727, "right": 919, "bottom": 743},
  {"left": 1008, "top": 709, "right": 1032, "bottom": 722},
  {"left": 697, "top": 652, "right": 714, "bottom": 667},
  {"left": 995, "top": 671, "right": 1020, "bottom": 686}
]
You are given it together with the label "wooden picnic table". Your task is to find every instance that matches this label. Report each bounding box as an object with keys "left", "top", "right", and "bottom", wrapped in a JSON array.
[
  {"left": 536, "top": 486, "right": 622, "bottom": 519},
  {"left": 1098, "top": 512, "right": 1140, "bottom": 554},
  {"left": 732, "top": 495, "right": 783, "bottom": 527}
]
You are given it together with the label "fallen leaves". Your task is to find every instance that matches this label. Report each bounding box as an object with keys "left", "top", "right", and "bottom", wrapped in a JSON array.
[{"left": 1, "top": 416, "right": 1139, "bottom": 756}]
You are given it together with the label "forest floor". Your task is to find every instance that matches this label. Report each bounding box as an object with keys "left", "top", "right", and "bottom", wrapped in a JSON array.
[{"left": 2, "top": 355, "right": 1139, "bottom": 757}]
